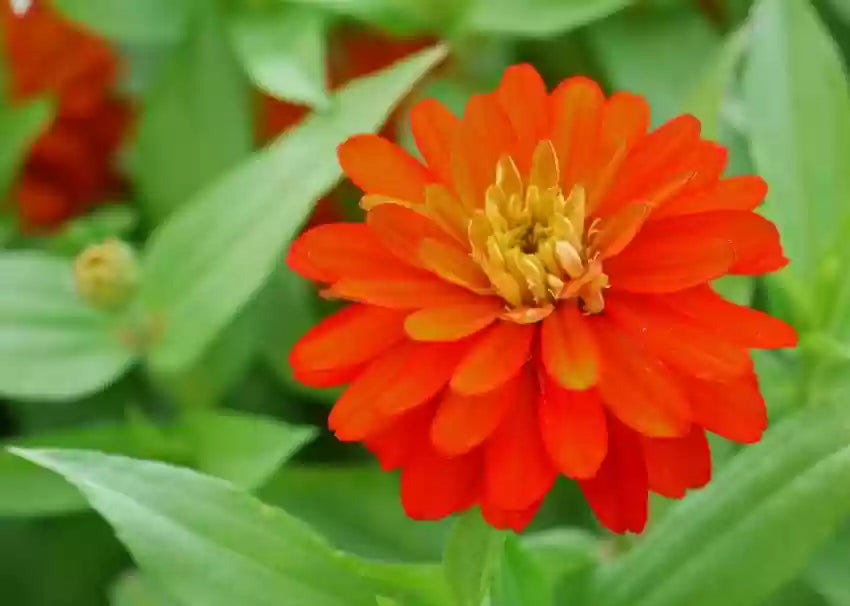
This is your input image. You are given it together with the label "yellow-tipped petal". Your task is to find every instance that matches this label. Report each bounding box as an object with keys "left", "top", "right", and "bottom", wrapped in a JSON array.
[
  {"left": 529, "top": 140, "right": 560, "bottom": 191},
  {"left": 420, "top": 238, "right": 492, "bottom": 293}
]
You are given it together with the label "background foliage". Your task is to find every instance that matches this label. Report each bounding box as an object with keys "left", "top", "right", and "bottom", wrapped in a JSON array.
[{"left": 1, "top": 0, "right": 850, "bottom": 604}]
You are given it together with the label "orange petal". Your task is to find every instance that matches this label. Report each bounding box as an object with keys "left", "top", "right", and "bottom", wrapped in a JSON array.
[
  {"left": 651, "top": 176, "right": 768, "bottom": 220},
  {"left": 485, "top": 370, "right": 557, "bottom": 511},
  {"left": 642, "top": 426, "right": 711, "bottom": 499},
  {"left": 329, "top": 341, "right": 466, "bottom": 440},
  {"left": 592, "top": 317, "right": 691, "bottom": 438},
  {"left": 645, "top": 211, "right": 787, "bottom": 276},
  {"left": 605, "top": 293, "right": 753, "bottom": 380},
  {"left": 294, "top": 365, "right": 363, "bottom": 388},
  {"left": 682, "top": 373, "right": 767, "bottom": 443},
  {"left": 578, "top": 414, "right": 648, "bottom": 534},
  {"left": 587, "top": 92, "right": 651, "bottom": 212},
  {"left": 419, "top": 237, "right": 492, "bottom": 292},
  {"left": 496, "top": 64, "right": 549, "bottom": 171},
  {"left": 367, "top": 203, "right": 457, "bottom": 269},
  {"left": 287, "top": 223, "right": 413, "bottom": 282},
  {"left": 325, "top": 276, "right": 482, "bottom": 308},
  {"left": 410, "top": 98, "right": 459, "bottom": 187},
  {"left": 663, "top": 285, "right": 797, "bottom": 349},
  {"left": 290, "top": 305, "right": 406, "bottom": 376},
  {"left": 480, "top": 499, "right": 542, "bottom": 532},
  {"left": 375, "top": 341, "right": 471, "bottom": 416},
  {"left": 404, "top": 298, "right": 504, "bottom": 341},
  {"left": 338, "top": 134, "right": 433, "bottom": 203},
  {"left": 591, "top": 203, "right": 652, "bottom": 259},
  {"left": 424, "top": 184, "right": 471, "bottom": 245},
  {"left": 598, "top": 114, "right": 701, "bottom": 215},
  {"left": 328, "top": 344, "right": 406, "bottom": 441},
  {"left": 550, "top": 76, "right": 605, "bottom": 192},
  {"left": 401, "top": 446, "right": 481, "bottom": 520},
  {"left": 539, "top": 373, "right": 607, "bottom": 479},
  {"left": 605, "top": 220, "right": 736, "bottom": 292},
  {"left": 431, "top": 374, "right": 521, "bottom": 456},
  {"left": 540, "top": 304, "right": 599, "bottom": 390},
  {"left": 366, "top": 403, "right": 434, "bottom": 471},
  {"left": 452, "top": 93, "right": 515, "bottom": 210},
  {"left": 451, "top": 321, "right": 534, "bottom": 395}
]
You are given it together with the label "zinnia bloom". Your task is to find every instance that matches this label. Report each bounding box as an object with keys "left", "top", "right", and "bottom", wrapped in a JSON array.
[
  {"left": 288, "top": 64, "right": 797, "bottom": 533},
  {"left": 3, "top": 0, "right": 130, "bottom": 229}
]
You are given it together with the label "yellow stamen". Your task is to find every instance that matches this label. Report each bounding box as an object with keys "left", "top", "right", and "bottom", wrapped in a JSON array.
[{"left": 467, "top": 139, "right": 611, "bottom": 319}]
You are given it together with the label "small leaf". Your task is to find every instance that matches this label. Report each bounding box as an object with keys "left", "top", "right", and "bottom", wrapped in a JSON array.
[
  {"left": 0, "top": 252, "right": 136, "bottom": 401},
  {"left": 461, "top": 0, "right": 630, "bottom": 37},
  {"left": 0, "top": 411, "right": 314, "bottom": 516},
  {"left": 492, "top": 535, "right": 550, "bottom": 606},
  {"left": 136, "top": 3, "right": 252, "bottom": 223},
  {"left": 52, "top": 0, "right": 194, "bottom": 43},
  {"left": 179, "top": 411, "right": 317, "bottom": 490},
  {"left": 0, "top": 97, "right": 53, "bottom": 199},
  {"left": 593, "top": 400, "right": 850, "bottom": 606},
  {"left": 228, "top": 5, "right": 328, "bottom": 108},
  {"left": 744, "top": 0, "right": 850, "bottom": 297},
  {"left": 9, "top": 449, "right": 426, "bottom": 606},
  {"left": 142, "top": 45, "right": 447, "bottom": 372},
  {"left": 111, "top": 571, "right": 179, "bottom": 606},
  {"left": 444, "top": 509, "right": 505, "bottom": 606}
]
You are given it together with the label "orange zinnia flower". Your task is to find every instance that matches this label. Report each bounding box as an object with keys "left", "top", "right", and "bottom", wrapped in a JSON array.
[
  {"left": 3, "top": 0, "right": 130, "bottom": 229},
  {"left": 288, "top": 64, "right": 797, "bottom": 533}
]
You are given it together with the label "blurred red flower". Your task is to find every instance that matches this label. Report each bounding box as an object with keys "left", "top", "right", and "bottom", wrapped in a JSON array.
[
  {"left": 3, "top": 0, "right": 130, "bottom": 230},
  {"left": 288, "top": 64, "right": 798, "bottom": 534}
]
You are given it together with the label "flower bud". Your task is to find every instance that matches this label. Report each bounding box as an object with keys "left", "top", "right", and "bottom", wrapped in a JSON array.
[{"left": 74, "top": 238, "right": 139, "bottom": 311}]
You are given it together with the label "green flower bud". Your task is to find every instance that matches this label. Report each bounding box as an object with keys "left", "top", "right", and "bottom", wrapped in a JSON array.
[{"left": 74, "top": 238, "right": 140, "bottom": 311}]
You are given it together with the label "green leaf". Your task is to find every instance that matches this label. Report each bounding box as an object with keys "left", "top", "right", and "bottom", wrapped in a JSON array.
[
  {"left": 228, "top": 5, "right": 328, "bottom": 108},
  {"left": 0, "top": 411, "right": 314, "bottom": 516},
  {"left": 522, "top": 529, "right": 599, "bottom": 599},
  {"left": 593, "top": 400, "right": 850, "bottom": 606},
  {"left": 444, "top": 509, "right": 505, "bottom": 606},
  {"left": 178, "top": 411, "right": 316, "bottom": 490},
  {"left": 0, "top": 514, "right": 127, "bottom": 606},
  {"left": 154, "top": 300, "right": 262, "bottom": 408},
  {"left": 682, "top": 26, "right": 749, "bottom": 139},
  {"left": 52, "top": 0, "right": 194, "bottom": 44},
  {"left": 141, "top": 45, "right": 446, "bottom": 372},
  {"left": 10, "top": 449, "right": 429, "bottom": 606},
  {"left": 492, "top": 535, "right": 550, "bottom": 606},
  {"left": 0, "top": 252, "right": 136, "bottom": 401},
  {"left": 111, "top": 571, "right": 181, "bottom": 606},
  {"left": 136, "top": 3, "right": 252, "bottom": 223},
  {"left": 258, "top": 465, "right": 451, "bottom": 562},
  {"left": 45, "top": 206, "right": 139, "bottom": 257},
  {"left": 461, "top": 0, "right": 631, "bottom": 37},
  {"left": 587, "top": 5, "right": 720, "bottom": 126},
  {"left": 806, "top": 521, "right": 850, "bottom": 606},
  {"left": 282, "top": 0, "right": 452, "bottom": 36},
  {"left": 0, "top": 97, "right": 53, "bottom": 199},
  {"left": 744, "top": 0, "right": 850, "bottom": 297}
]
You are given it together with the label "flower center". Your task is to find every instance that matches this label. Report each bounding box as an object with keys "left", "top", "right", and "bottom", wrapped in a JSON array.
[{"left": 468, "top": 140, "right": 608, "bottom": 323}]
